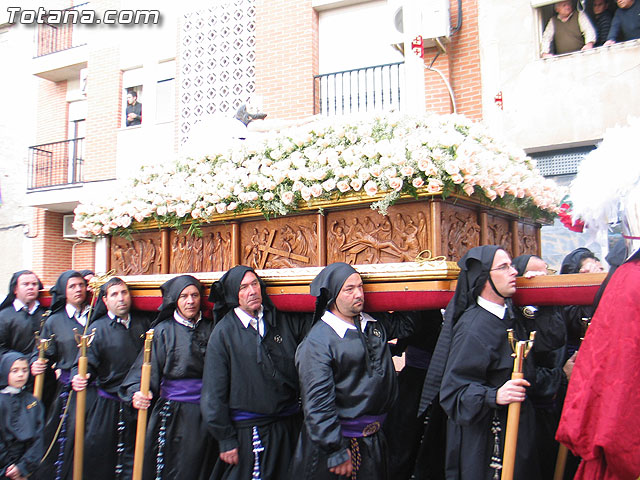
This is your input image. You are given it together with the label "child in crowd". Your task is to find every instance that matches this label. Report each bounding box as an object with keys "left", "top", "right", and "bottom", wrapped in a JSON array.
[{"left": 0, "top": 352, "right": 44, "bottom": 480}]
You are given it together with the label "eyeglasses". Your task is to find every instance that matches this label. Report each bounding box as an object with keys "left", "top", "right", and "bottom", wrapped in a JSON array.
[{"left": 490, "top": 263, "right": 516, "bottom": 272}]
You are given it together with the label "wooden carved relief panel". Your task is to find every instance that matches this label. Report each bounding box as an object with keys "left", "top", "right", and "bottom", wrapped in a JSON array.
[
  {"left": 440, "top": 205, "right": 480, "bottom": 262},
  {"left": 170, "top": 226, "right": 233, "bottom": 273},
  {"left": 240, "top": 217, "right": 318, "bottom": 269},
  {"left": 327, "top": 204, "right": 429, "bottom": 265},
  {"left": 518, "top": 223, "right": 539, "bottom": 255},
  {"left": 487, "top": 215, "right": 513, "bottom": 256},
  {"left": 111, "top": 232, "right": 163, "bottom": 275}
]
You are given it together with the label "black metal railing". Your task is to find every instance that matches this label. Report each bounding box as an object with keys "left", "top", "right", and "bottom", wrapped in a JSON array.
[
  {"left": 28, "top": 138, "right": 84, "bottom": 190},
  {"left": 35, "top": 3, "right": 88, "bottom": 57},
  {"left": 313, "top": 61, "right": 404, "bottom": 115}
]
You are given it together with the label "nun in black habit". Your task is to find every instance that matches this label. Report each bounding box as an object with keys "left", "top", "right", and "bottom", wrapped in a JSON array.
[
  {"left": 419, "top": 246, "right": 539, "bottom": 480},
  {"left": 31, "top": 270, "right": 96, "bottom": 480},
  {"left": 0, "top": 351, "right": 44, "bottom": 479},
  {"left": 202, "top": 265, "right": 313, "bottom": 480},
  {"left": 120, "top": 275, "right": 217, "bottom": 480},
  {"left": 291, "top": 262, "right": 414, "bottom": 480},
  {"left": 70, "top": 278, "right": 152, "bottom": 480}
]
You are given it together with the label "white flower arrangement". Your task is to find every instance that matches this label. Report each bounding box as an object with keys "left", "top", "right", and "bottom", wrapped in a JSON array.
[{"left": 73, "top": 112, "right": 564, "bottom": 237}]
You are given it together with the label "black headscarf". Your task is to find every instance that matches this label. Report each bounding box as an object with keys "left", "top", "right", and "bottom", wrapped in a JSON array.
[
  {"left": 419, "top": 245, "right": 504, "bottom": 415},
  {"left": 78, "top": 270, "right": 95, "bottom": 279},
  {"left": 309, "top": 262, "right": 359, "bottom": 323},
  {"left": 0, "top": 351, "right": 28, "bottom": 389},
  {"left": 0, "top": 270, "right": 43, "bottom": 312},
  {"left": 154, "top": 275, "right": 203, "bottom": 326},
  {"left": 49, "top": 270, "right": 85, "bottom": 314},
  {"left": 209, "top": 265, "right": 274, "bottom": 324},
  {"left": 560, "top": 247, "right": 597, "bottom": 274},
  {"left": 513, "top": 254, "right": 536, "bottom": 277}
]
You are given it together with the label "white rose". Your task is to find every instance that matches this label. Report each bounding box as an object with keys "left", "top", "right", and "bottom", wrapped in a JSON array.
[
  {"left": 156, "top": 205, "right": 168, "bottom": 216},
  {"left": 227, "top": 202, "right": 238, "bottom": 211},
  {"left": 281, "top": 191, "right": 294, "bottom": 205},
  {"left": 216, "top": 203, "right": 227, "bottom": 214},
  {"left": 310, "top": 184, "right": 323, "bottom": 197},
  {"left": 400, "top": 166, "right": 415, "bottom": 177},
  {"left": 427, "top": 179, "right": 443, "bottom": 193},
  {"left": 350, "top": 179, "right": 363, "bottom": 191},
  {"left": 412, "top": 177, "right": 425, "bottom": 188},
  {"left": 337, "top": 180, "right": 350, "bottom": 193},
  {"left": 263, "top": 192, "right": 275, "bottom": 201},
  {"left": 300, "top": 187, "right": 312, "bottom": 201},
  {"left": 388, "top": 177, "right": 403, "bottom": 191},
  {"left": 364, "top": 180, "right": 378, "bottom": 196}
]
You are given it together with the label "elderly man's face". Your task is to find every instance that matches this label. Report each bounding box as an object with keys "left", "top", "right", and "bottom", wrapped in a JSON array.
[
  {"left": 238, "top": 272, "right": 262, "bottom": 316},
  {"left": 334, "top": 273, "right": 365, "bottom": 318},
  {"left": 103, "top": 283, "right": 132, "bottom": 318},
  {"left": 177, "top": 285, "right": 201, "bottom": 320},
  {"left": 555, "top": 1, "right": 574, "bottom": 17}
]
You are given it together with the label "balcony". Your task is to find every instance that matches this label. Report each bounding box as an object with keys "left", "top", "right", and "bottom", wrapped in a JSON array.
[
  {"left": 32, "top": 3, "right": 89, "bottom": 82},
  {"left": 314, "top": 61, "right": 405, "bottom": 116},
  {"left": 28, "top": 138, "right": 84, "bottom": 190}
]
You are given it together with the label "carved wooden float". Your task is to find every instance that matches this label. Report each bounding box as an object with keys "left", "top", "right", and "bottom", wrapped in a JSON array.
[{"left": 105, "top": 191, "right": 546, "bottom": 279}]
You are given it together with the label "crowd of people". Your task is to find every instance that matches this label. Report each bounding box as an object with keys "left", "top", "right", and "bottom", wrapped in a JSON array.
[
  {"left": 541, "top": 0, "right": 640, "bottom": 57},
  {"left": 0, "top": 242, "right": 636, "bottom": 479}
]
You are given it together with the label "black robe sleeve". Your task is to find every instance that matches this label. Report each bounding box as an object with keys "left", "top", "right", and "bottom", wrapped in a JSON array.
[
  {"left": 440, "top": 310, "right": 500, "bottom": 425},
  {"left": 370, "top": 310, "right": 416, "bottom": 341},
  {"left": 15, "top": 397, "right": 44, "bottom": 477},
  {"left": 201, "top": 325, "right": 236, "bottom": 452},
  {"left": 296, "top": 331, "right": 349, "bottom": 469}
]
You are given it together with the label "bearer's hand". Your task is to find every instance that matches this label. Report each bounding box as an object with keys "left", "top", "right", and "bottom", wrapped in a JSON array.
[
  {"left": 563, "top": 352, "right": 577, "bottom": 380},
  {"left": 329, "top": 450, "right": 352, "bottom": 477},
  {"left": 496, "top": 378, "right": 530, "bottom": 405},
  {"left": 71, "top": 373, "right": 91, "bottom": 392},
  {"left": 5, "top": 464, "right": 26, "bottom": 480},
  {"left": 220, "top": 448, "right": 239, "bottom": 465},
  {"left": 132, "top": 390, "right": 152, "bottom": 410},
  {"left": 31, "top": 358, "right": 48, "bottom": 376}
]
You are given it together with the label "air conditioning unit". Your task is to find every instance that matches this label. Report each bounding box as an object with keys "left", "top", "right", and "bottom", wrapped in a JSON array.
[
  {"left": 387, "top": 0, "right": 450, "bottom": 48},
  {"left": 63, "top": 214, "right": 78, "bottom": 239}
]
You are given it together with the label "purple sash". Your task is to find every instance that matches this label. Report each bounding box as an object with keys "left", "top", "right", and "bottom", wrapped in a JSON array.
[
  {"left": 405, "top": 346, "right": 432, "bottom": 370},
  {"left": 160, "top": 378, "right": 202, "bottom": 404},
  {"left": 340, "top": 414, "right": 387, "bottom": 438},
  {"left": 58, "top": 369, "right": 71, "bottom": 386},
  {"left": 98, "top": 388, "right": 121, "bottom": 402},
  {"left": 231, "top": 403, "right": 300, "bottom": 422}
]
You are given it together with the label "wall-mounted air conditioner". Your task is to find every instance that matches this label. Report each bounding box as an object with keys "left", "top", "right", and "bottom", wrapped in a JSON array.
[
  {"left": 387, "top": 0, "right": 451, "bottom": 48},
  {"left": 63, "top": 214, "right": 78, "bottom": 239}
]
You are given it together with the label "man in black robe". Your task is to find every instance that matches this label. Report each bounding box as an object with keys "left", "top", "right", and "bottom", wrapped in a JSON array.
[
  {"left": 0, "top": 351, "right": 44, "bottom": 480},
  {"left": 202, "top": 265, "right": 313, "bottom": 480},
  {"left": 71, "top": 277, "right": 151, "bottom": 479},
  {"left": 512, "top": 254, "right": 566, "bottom": 480},
  {"left": 121, "top": 275, "right": 217, "bottom": 480},
  {"left": 291, "top": 262, "right": 414, "bottom": 480},
  {"left": 420, "top": 246, "right": 539, "bottom": 480},
  {"left": 0, "top": 270, "right": 47, "bottom": 357},
  {"left": 31, "top": 270, "right": 95, "bottom": 480},
  {"left": 0, "top": 270, "right": 56, "bottom": 411}
]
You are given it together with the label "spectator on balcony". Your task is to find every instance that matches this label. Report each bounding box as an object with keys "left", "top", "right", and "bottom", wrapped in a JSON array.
[
  {"left": 125, "top": 90, "right": 142, "bottom": 127},
  {"left": 542, "top": 1, "right": 596, "bottom": 57},
  {"left": 588, "top": 0, "right": 614, "bottom": 46},
  {"left": 604, "top": 0, "right": 640, "bottom": 45}
]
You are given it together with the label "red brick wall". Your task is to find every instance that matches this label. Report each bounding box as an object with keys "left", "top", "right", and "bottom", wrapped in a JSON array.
[
  {"left": 36, "top": 79, "right": 68, "bottom": 143},
  {"left": 255, "top": 0, "right": 318, "bottom": 119},
  {"left": 83, "top": 45, "right": 121, "bottom": 181}
]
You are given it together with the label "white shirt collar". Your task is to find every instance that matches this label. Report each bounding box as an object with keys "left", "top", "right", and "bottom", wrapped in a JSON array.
[
  {"left": 13, "top": 298, "right": 40, "bottom": 315},
  {"left": 173, "top": 310, "right": 201, "bottom": 329},
  {"left": 321, "top": 310, "right": 376, "bottom": 339},
  {"left": 0, "top": 386, "right": 21, "bottom": 395},
  {"left": 477, "top": 296, "right": 507, "bottom": 320},
  {"left": 234, "top": 306, "right": 264, "bottom": 336},
  {"left": 107, "top": 310, "right": 130, "bottom": 329},
  {"left": 66, "top": 303, "right": 90, "bottom": 326}
]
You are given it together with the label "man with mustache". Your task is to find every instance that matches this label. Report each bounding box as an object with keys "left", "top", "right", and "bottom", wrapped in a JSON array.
[
  {"left": 71, "top": 277, "right": 151, "bottom": 480},
  {"left": 202, "top": 265, "right": 313, "bottom": 480},
  {"left": 291, "top": 262, "right": 414, "bottom": 479}
]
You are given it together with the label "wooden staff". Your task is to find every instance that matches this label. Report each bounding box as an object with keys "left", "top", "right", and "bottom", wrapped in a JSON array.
[
  {"left": 133, "top": 329, "right": 155, "bottom": 480},
  {"left": 33, "top": 332, "right": 53, "bottom": 400},
  {"left": 501, "top": 329, "right": 535, "bottom": 480},
  {"left": 553, "top": 317, "right": 591, "bottom": 480},
  {"left": 73, "top": 328, "right": 96, "bottom": 480}
]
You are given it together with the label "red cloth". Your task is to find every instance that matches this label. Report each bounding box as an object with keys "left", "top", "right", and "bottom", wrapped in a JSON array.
[{"left": 556, "top": 259, "right": 640, "bottom": 480}]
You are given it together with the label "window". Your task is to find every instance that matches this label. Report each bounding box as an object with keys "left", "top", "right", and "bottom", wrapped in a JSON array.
[{"left": 156, "top": 78, "right": 175, "bottom": 124}]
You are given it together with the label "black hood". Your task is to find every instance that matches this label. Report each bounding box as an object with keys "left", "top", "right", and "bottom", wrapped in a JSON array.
[
  {"left": 0, "top": 351, "right": 28, "bottom": 389},
  {"left": 513, "top": 254, "right": 535, "bottom": 277},
  {"left": 209, "top": 265, "right": 274, "bottom": 324},
  {"left": 49, "top": 270, "right": 85, "bottom": 314},
  {"left": 154, "top": 275, "right": 203, "bottom": 325},
  {"left": 309, "top": 262, "right": 359, "bottom": 323},
  {"left": 0, "top": 270, "right": 43, "bottom": 311},
  {"left": 560, "top": 247, "right": 596, "bottom": 274}
]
